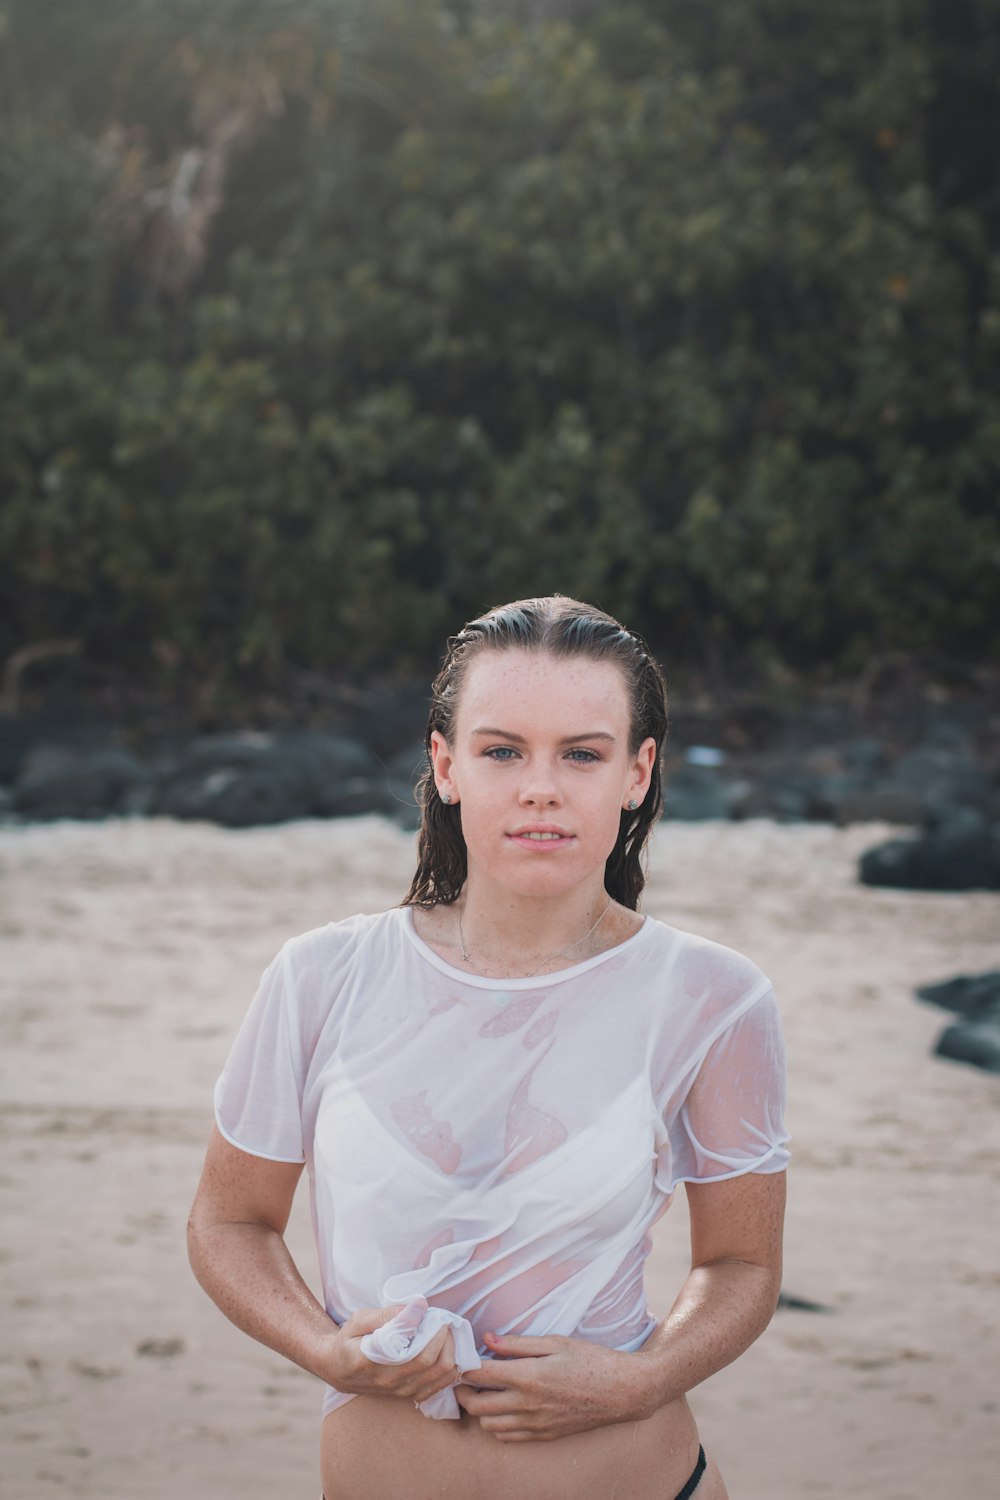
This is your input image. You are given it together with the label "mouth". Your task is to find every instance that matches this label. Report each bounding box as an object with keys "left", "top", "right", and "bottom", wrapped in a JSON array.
[{"left": 507, "top": 826, "right": 575, "bottom": 845}]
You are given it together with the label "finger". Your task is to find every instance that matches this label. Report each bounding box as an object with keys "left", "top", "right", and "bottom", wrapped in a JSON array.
[
  {"left": 415, "top": 1326, "right": 451, "bottom": 1368},
  {"left": 454, "top": 1387, "right": 514, "bottom": 1416},
  {"left": 417, "top": 1359, "right": 464, "bottom": 1401},
  {"left": 481, "top": 1413, "right": 538, "bottom": 1438},
  {"left": 483, "top": 1331, "right": 561, "bottom": 1357},
  {"left": 411, "top": 1369, "right": 465, "bottom": 1404},
  {"left": 343, "top": 1304, "right": 403, "bottom": 1338},
  {"left": 461, "top": 1364, "right": 530, "bottom": 1389},
  {"left": 407, "top": 1351, "right": 465, "bottom": 1401}
]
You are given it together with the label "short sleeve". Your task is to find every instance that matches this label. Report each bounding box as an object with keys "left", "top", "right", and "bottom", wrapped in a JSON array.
[
  {"left": 213, "top": 945, "right": 307, "bottom": 1163},
  {"left": 657, "top": 986, "right": 790, "bottom": 1193}
]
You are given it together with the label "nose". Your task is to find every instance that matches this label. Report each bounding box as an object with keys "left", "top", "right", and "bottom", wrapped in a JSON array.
[{"left": 517, "top": 763, "right": 562, "bottom": 808}]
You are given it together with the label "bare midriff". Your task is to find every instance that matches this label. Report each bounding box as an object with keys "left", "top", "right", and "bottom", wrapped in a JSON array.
[{"left": 320, "top": 1389, "right": 705, "bottom": 1500}]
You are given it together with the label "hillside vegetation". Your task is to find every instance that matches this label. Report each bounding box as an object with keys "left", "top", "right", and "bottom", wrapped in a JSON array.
[{"left": 2, "top": 0, "right": 998, "bottom": 700}]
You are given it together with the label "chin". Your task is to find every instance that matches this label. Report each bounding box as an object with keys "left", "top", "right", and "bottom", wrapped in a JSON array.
[{"left": 496, "top": 862, "right": 599, "bottom": 901}]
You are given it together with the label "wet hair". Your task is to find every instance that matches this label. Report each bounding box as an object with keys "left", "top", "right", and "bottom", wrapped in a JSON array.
[{"left": 403, "top": 595, "right": 668, "bottom": 911}]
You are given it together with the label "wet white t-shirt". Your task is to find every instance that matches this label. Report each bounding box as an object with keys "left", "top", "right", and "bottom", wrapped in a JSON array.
[{"left": 214, "top": 906, "right": 789, "bottom": 1417}]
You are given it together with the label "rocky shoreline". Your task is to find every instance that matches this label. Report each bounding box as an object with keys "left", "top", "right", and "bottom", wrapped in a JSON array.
[
  {"left": 5, "top": 674, "right": 999, "bottom": 1082},
  {"left": 3, "top": 675, "right": 998, "bottom": 888},
  {"left": 7, "top": 670, "right": 997, "bottom": 1076}
]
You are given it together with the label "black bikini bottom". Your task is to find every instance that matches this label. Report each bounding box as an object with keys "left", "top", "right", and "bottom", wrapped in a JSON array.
[{"left": 674, "top": 1444, "right": 707, "bottom": 1500}]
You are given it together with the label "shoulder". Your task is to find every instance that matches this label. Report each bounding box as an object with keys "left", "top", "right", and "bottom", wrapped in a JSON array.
[
  {"left": 251, "top": 908, "right": 407, "bottom": 1051},
  {"left": 264, "top": 908, "right": 406, "bottom": 1005},
  {"left": 641, "top": 915, "right": 770, "bottom": 994},
  {"left": 640, "top": 916, "right": 774, "bottom": 1035},
  {"left": 278, "top": 906, "right": 406, "bottom": 982}
]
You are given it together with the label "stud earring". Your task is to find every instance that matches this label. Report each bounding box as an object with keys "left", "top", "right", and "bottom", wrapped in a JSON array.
[
  {"left": 441, "top": 791, "right": 452, "bottom": 804},
  {"left": 627, "top": 798, "right": 638, "bottom": 811}
]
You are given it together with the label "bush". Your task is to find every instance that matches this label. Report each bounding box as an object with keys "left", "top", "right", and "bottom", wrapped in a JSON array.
[{"left": 1, "top": 0, "right": 998, "bottom": 691}]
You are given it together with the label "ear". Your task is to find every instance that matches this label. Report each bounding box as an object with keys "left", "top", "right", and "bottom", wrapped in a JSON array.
[
  {"left": 430, "top": 730, "right": 458, "bottom": 804},
  {"left": 625, "top": 736, "right": 657, "bottom": 809}
]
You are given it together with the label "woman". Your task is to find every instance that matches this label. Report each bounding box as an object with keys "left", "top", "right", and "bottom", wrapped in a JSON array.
[{"left": 188, "top": 596, "right": 789, "bottom": 1500}]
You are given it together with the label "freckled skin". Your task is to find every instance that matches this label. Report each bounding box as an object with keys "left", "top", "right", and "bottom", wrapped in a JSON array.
[{"left": 431, "top": 650, "right": 653, "bottom": 924}]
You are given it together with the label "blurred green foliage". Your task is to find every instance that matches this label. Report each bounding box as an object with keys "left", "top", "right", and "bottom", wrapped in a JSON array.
[{"left": 1, "top": 0, "right": 998, "bottom": 690}]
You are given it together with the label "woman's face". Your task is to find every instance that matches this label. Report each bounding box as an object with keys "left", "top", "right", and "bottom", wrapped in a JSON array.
[{"left": 430, "top": 648, "right": 656, "bottom": 903}]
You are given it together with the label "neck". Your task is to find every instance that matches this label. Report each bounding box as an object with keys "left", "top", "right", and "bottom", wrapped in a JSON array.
[{"left": 457, "top": 877, "right": 613, "bottom": 974}]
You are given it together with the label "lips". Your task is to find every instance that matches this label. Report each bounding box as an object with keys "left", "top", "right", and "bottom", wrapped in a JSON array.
[
  {"left": 509, "top": 825, "right": 572, "bottom": 839},
  {"left": 507, "top": 825, "right": 575, "bottom": 844}
]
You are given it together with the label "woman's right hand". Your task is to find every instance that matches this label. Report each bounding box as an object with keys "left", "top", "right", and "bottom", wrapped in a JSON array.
[{"left": 324, "top": 1306, "right": 461, "bottom": 1403}]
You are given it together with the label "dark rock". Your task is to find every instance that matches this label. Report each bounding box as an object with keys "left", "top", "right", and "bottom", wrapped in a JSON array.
[
  {"left": 12, "top": 746, "right": 150, "bottom": 820},
  {"left": 840, "top": 738, "right": 889, "bottom": 777},
  {"left": 175, "top": 731, "right": 284, "bottom": 769},
  {"left": 151, "top": 760, "right": 303, "bottom": 826},
  {"left": 806, "top": 718, "right": 994, "bottom": 827},
  {"left": 823, "top": 786, "right": 926, "bottom": 826},
  {"left": 147, "top": 730, "right": 408, "bottom": 827},
  {"left": 357, "top": 684, "right": 430, "bottom": 758},
  {"left": 934, "top": 1021, "right": 1000, "bottom": 1074},
  {"left": 916, "top": 971, "right": 1000, "bottom": 1020},
  {"left": 663, "top": 763, "right": 753, "bottom": 821},
  {"left": 916, "top": 970, "right": 1000, "bottom": 1076},
  {"left": 377, "top": 742, "right": 428, "bottom": 830},
  {"left": 279, "top": 732, "right": 381, "bottom": 816},
  {"left": 0, "top": 709, "right": 116, "bottom": 785},
  {"left": 0, "top": 715, "right": 43, "bottom": 784},
  {"left": 881, "top": 730, "right": 992, "bottom": 820},
  {"left": 731, "top": 770, "right": 828, "bottom": 822},
  {"left": 858, "top": 813, "right": 1000, "bottom": 891},
  {"left": 385, "top": 741, "right": 430, "bottom": 786}
]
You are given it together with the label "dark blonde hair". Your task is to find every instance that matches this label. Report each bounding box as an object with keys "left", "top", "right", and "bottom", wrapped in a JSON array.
[{"left": 403, "top": 596, "right": 668, "bottom": 911}]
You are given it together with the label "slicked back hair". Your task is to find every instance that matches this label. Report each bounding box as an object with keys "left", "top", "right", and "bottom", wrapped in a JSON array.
[{"left": 403, "top": 596, "right": 668, "bottom": 911}]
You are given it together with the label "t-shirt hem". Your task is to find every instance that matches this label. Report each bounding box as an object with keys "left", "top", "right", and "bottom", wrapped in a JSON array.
[
  {"left": 213, "top": 1099, "right": 306, "bottom": 1165},
  {"left": 667, "top": 1141, "right": 790, "bottom": 1193}
]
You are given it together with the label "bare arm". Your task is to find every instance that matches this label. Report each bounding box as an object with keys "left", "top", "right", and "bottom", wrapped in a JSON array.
[
  {"left": 633, "top": 1168, "right": 786, "bottom": 1410},
  {"left": 187, "top": 1124, "right": 336, "bottom": 1375},
  {"left": 187, "top": 1124, "right": 459, "bottom": 1400}
]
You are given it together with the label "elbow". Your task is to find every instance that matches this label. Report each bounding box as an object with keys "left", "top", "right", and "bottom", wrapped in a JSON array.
[
  {"left": 186, "top": 1209, "right": 203, "bottom": 1278},
  {"left": 703, "top": 1255, "right": 783, "bottom": 1332},
  {"left": 754, "top": 1262, "right": 783, "bottom": 1335},
  {"left": 186, "top": 1202, "right": 216, "bottom": 1288},
  {"left": 742, "top": 1258, "right": 783, "bottom": 1324}
]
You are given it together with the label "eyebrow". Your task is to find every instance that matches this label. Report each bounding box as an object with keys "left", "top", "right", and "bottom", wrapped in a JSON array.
[{"left": 470, "top": 727, "right": 617, "bottom": 745}]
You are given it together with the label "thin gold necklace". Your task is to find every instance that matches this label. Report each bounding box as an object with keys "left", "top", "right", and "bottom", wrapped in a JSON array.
[{"left": 457, "top": 897, "right": 613, "bottom": 979}]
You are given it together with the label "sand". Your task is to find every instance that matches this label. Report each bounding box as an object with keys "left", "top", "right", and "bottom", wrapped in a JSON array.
[{"left": 2, "top": 815, "right": 998, "bottom": 1500}]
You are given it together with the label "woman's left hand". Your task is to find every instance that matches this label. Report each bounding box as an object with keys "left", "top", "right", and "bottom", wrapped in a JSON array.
[{"left": 454, "top": 1330, "right": 655, "bottom": 1442}]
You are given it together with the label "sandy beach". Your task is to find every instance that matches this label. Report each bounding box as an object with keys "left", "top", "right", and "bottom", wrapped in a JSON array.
[{"left": 2, "top": 814, "right": 998, "bottom": 1500}]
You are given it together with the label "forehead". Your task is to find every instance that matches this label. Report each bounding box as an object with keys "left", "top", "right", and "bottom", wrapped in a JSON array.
[{"left": 454, "top": 649, "right": 630, "bottom": 731}]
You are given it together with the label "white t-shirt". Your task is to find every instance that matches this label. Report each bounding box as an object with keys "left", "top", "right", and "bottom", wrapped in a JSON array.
[{"left": 214, "top": 906, "right": 789, "bottom": 1417}]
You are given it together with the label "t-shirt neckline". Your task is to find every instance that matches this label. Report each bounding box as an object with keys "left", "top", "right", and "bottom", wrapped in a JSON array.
[{"left": 399, "top": 904, "right": 651, "bottom": 990}]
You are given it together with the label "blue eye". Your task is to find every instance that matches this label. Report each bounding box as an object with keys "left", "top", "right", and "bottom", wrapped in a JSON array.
[
  {"left": 485, "top": 746, "right": 518, "bottom": 761},
  {"left": 567, "top": 748, "right": 599, "bottom": 763}
]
